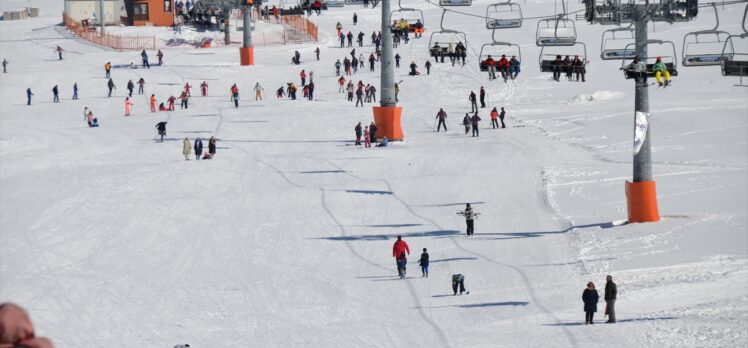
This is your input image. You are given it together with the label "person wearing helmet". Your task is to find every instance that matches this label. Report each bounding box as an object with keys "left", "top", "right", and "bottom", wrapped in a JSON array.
[{"left": 652, "top": 56, "right": 671, "bottom": 87}]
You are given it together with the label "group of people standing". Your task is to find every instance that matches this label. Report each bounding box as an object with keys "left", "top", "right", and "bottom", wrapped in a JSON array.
[
  {"left": 582, "top": 275, "right": 617, "bottom": 324},
  {"left": 182, "top": 136, "right": 217, "bottom": 160}
]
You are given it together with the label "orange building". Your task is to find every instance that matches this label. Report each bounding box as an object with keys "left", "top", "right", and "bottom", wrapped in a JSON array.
[{"left": 129, "top": 0, "right": 175, "bottom": 26}]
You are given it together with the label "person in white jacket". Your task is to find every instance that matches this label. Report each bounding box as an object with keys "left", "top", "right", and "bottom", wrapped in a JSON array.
[{"left": 182, "top": 138, "right": 191, "bottom": 160}]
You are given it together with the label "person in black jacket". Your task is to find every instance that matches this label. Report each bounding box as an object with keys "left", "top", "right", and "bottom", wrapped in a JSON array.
[
  {"left": 354, "top": 122, "right": 362, "bottom": 146},
  {"left": 551, "top": 55, "right": 563, "bottom": 81},
  {"left": 194, "top": 138, "right": 203, "bottom": 160},
  {"left": 583, "top": 281, "right": 599, "bottom": 325},
  {"left": 155, "top": 121, "right": 167, "bottom": 142},
  {"left": 419, "top": 248, "right": 429, "bottom": 277},
  {"left": 369, "top": 122, "right": 377, "bottom": 144},
  {"left": 208, "top": 136, "right": 217, "bottom": 158},
  {"left": 605, "top": 275, "right": 617, "bottom": 323}
]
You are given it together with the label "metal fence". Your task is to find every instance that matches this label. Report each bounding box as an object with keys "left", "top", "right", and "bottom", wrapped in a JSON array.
[{"left": 63, "top": 12, "right": 156, "bottom": 51}]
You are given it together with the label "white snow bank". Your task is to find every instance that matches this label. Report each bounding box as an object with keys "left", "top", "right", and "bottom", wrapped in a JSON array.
[{"left": 569, "top": 90, "right": 626, "bottom": 105}]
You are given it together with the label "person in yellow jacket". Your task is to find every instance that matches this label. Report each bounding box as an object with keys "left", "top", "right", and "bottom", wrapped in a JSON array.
[{"left": 652, "top": 56, "right": 671, "bottom": 87}]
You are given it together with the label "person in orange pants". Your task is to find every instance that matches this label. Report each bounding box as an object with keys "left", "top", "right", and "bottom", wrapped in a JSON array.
[{"left": 150, "top": 94, "right": 156, "bottom": 112}]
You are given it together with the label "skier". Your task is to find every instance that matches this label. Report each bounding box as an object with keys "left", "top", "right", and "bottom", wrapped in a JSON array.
[
  {"left": 157, "top": 50, "right": 164, "bottom": 65},
  {"left": 336, "top": 21, "right": 343, "bottom": 37},
  {"left": 409, "top": 61, "right": 419, "bottom": 76},
  {"left": 126, "top": 80, "right": 134, "bottom": 97},
  {"left": 182, "top": 138, "right": 191, "bottom": 160},
  {"left": 124, "top": 97, "right": 133, "bottom": 116},
  {"left": 458, "top": 203, "right": 478, "bottom": 235},
  {"left": 369, "top": 122, "right": 377, "bottom": 144},
  {"left": 230, "top": 84, "right": 239, "bottom": 108},
  {"left": 573, "top": 55, "right": 586, "bottom": 82},
  {"left": 653, "top": 57, "right": 671, "bottom": 87},
  {"left": 364, "top": 126, "right": 371, "bottom": 147},
  {"left": 2, "top": 59, "right": 7, "bottom": 73},
  {"left": 56, "top": 46, "right": 63, "bottom": 60},
  {"left": 563, "top": 55, "right": 573, "bottom": 81},
  {"left": 394, "top": 53, "right": 401, "bottom": 68},
  {"left": 72, "top": 83, "right": 79, "bottom": 100},
  {"left": 452, "top": 274, "right": 467, "bottom": 295},
  {"left": 435, "top": 108, "right": 447, "bottom": 132},
  {"left": 254, "top": 83, "right": 264, "bottom": 100},
  {"left": 419, "top": 248, "right": 429, "bottom": 278},
  {"left": 52, "top": 85, "right": 59, "bottom": 103},
  {"left": 552, "top": 55, "right": 563, "bottom": 81},
  {"left": 353, "top": 12, "right": 358, "bottom": 25},
  {"left": 26, "top": 88, "right": 33, "bottom": 105},
  {"left": 604, "top": 275, "right": 617, "bottom": 323},
  {"left": 315, "top": 47, "right": 320, "bottom": 61},
  {"left": 194, "top": 138, "right": 203, "bottom": 160},
  {"left": 509, "top": 55, "right": 521, "bottom": 79},
  {"left": 354, "top": 122, "right": 362, "bottom": 146},
  {"left": 141, "top": 50, "right": 150, "bottom": 69},
  {"left": 490, "top": 107, "right": 499, "bottom": 129},
  {"left": 425, "top": 60, "right": 432, "bottom": 75},
  {"left": 479, "top": 87, "right": 486, "bottom": 108},
  {"left": 470, "top": 113, "right": 481, "bottom": 137},
  {"left": 150, "top": 94, "right": 156, "bottom": 112},
  {"left": 468, "top": 91, "right": 477, "bottom": 113},
  {"left": 300, "top": 69, "right": 306, "bottom": 86},
  {"left": 200, "top": 81, "right": 208, "bottom": 96},
  {"left": 484, "top": 55, "right": 496, "bottom": 80},
  {"left": 623, "top": 56, "right": 647, "bottom": 86},
  {"left": 104, "top": 61, "right": 111, "bottom": 78},
  {"left": 583, "top": 281, "right": 599, "bottom": 325},
  {"left": 497, "top": 55, "right": 510, "bottom": 82},
  {"left": 208, "top": 136, "right": 217, "bottom": 158},
  {"left": 462, "top": 113, "right": 470, "bottom": 134},
  {"left": 392, "top": 236, "right": 410, "bottom": 278}
]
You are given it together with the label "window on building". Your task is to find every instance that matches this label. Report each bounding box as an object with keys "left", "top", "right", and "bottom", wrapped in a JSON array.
[
  {"left": 134, "top": 3, "right": 149, "bottom": 21},
  {"left": 164, "top": 0, "right": 172, "bottom": 12}
]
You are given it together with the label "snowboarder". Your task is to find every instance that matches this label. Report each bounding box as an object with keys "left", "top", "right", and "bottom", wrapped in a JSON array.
[
  {"left": 425, "top": 60, "right": 432, "bottom": 75},
  {"left": 435, "top": 108, "right": 447, "bottom": 132},
  {"left": 254, "top": 83, "right": 264, "bottom": 100},
  {"left": 208, "top": 136, "right": 217, "bottom": 157},
  {"left": 470, "top": 113, "right": 481, "bottom": 137},
  {"left": 126, "top": 80, "right": 134, "bottom": 97},
  {"left": 462, "top": 113, "right": 470, "bottom": 134},
  {"left": 26, "top": 88, "right": 33, "bottom": 105},
  {"left": 52, "top": 85, "right": 59, "bottom": 103},
  {"left": 458, "top": 203, "right": 478, "bottom": 236},
  {"left": 194, "top": 138, "right": 203, "bottom": 160},
  {"left": 392, "top": 236, "right": 410, "bottom": 278},
  {"left": 354, "top": 122, "right": 362, "bottom": 146},
  {"left": 72, "top": 83, "right": 79, "bottom": 100},
  {"left": 182, "top": 138, "right": 191, "bottom": 160},
  {"left": 200, "top": 81, "right": 208, "bottom": 97},
  {"left": 452, "top": 274, "right": 467, "bottom": 295},
  {"left": 653, "top": 56, "right": 671, "bottom": 87},
  {"left": 124, "top": 97, "right": 133, "bottom": 116},
  {"left": 156, "top": 122, "right": 167, "bottom": 142},
  {"left": 479, "top": 87, "right": 486, "bottom": 108},
  {"left": 604, "top": 275, "right": 617, "bottom": 323},
  {"left": 469, "top": 91, "right": 477, "bottom": 113},
  {"left": 490, "top": 107, "right": 499, "bottom": 129},
  {"left": 583, "top": 281, "right": 599, "bottom": 325},
  {"left": 419, "top": 248, "right": 429, "bottom": 278},
  {"left": 150, "top": 94, "right": 156, "bottom": 112}
]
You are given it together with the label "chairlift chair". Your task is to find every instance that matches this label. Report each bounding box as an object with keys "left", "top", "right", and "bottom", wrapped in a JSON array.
[
  {"left": 720, "top": 5, "right": 748, "bottom": 84},
  {"left": 391, "top": 0, "right": 425, "bottom": 34},
  {"left": 486, "top": 1, "right": 523, "bottom": 29},
  {"left": 440, "top": 0, "right": 472, "bottom": 6},
  {"left": 682, "top": 4, "right": 733, "bottom": 67},
  {"left": 600, "top": 25, "right": 635, "bottom": 60},
  {"left": 479, "top": 29, "right": 520, "bottom": 71},
  {"left": 428, "top": 9, "right": 468, "bottom": 58},
  {"left": 536, "top": 15, "right": 577, "bottom": 46},
  {"left": 620, "top": 40, "right": 679, "bottom": 79},
  {"left": 538, "top": 42, "right": 587, "bottom": 72}
]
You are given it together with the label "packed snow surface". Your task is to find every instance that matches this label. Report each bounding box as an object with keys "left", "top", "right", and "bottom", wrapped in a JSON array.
[{"left": 1, "top": 0, "right": 747, "bottom": 347}]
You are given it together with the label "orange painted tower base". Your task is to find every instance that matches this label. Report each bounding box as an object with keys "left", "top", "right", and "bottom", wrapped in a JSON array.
[
  {"left": 239, "top": 47, "right": 254, "bottom": 66},
  {"left": 625, "top": 181, "right": 660, "bottom": 223},
  {"left": 372, "top": 106, "right": 404, "bottom": 141}
]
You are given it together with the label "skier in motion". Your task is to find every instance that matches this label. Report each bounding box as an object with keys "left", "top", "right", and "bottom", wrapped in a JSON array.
[
  {"left": 392, "top": 235, "right": 410, "bottom": 279},
  {"left": 457, "top": 203, "right": 479, "bottom": 236}
]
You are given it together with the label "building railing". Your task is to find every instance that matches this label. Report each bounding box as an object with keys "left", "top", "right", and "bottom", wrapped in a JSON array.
[{"left": 63, "top": 12, "right": 156, "bottom": 51}]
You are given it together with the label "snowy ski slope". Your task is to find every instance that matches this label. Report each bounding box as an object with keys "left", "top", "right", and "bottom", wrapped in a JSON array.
[{"left": 1, "top": 0, "right": 746, "bottom": 347}]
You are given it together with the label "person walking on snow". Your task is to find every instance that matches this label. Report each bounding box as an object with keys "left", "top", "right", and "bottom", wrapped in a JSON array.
[
  {"left": 353, "top": 12, "right": 358, "bottom": 25},
  {"left": 470, "top": 113, "right": 481, "bottom": 137},
  {"left": 469, "top": 91, "right": 477, "bottom": 113},
  {"left": 137, "top": 78, "right": 145, "bottom": 95},
  {"left": 72, "top": 83, "right": 79, "bottom": 100},
  {"left": 355, "top": 87, "right": 364, "bottom": 107},
  {"left": 583, "top": 281, "right": 599, "bottom": 325},
  {"left": 462, "top": 113, "right": 470, "bottom": 134},
  {"left": 338, "top": 76, "right": 346, "bottom": 93},
  {"left": 458, "top": 203, "right": 478, "bottom": 236},
  {"left": 394, "top": 53, "right": 401, "bottom": 68},
  {"left": 26, "top": 88, "right": 33, "bottom": 105},
  {"left": 364, "top": 126, "right": 371, "bottom": 147},
  {"left": 499, "top": 107, "right": 506, "bottom": 128},
  {"left": 127, "top": 80, "right": 134, "bottom": 97},
  {"left": 200, "top": 81, "right": 208, "bottom": 96},
  {"left": 141, "top": 50, "right": 150, "bottom": 69},
  {"left": 354, "top": 122, "right": 362, "bottom": 146},
  {"left": 2, "top": 59, "right": 7, "bottom": 73},
  {"left": 157, "top": 50, "right": 164, "bottom": 65},
  {"left": 182, "top": 138, "right": 191, "bottom": 160},
  {"left": 604, "top": 275, "right": 617, "bottom": 323},
  {"left": 369, "top": 122, "right": 377, "bottom": 144},
  {"left": 254, "top": 83, "right": 264, "bottom": 100},
  {"left": 56, "top": 46, "right": 64, "bottom": 60},
  {"left": 300, "top": 69, "right": 307, "bottom": 86},
  {"left": 419, "top": 248, "right": 429, "bottom": 278},
  {"left": 124, "top": 97, "right": 133, "bottom": 116},
  {"left": 52, "top": 85, "right": 59, "bottom": 103},
  {"left": 435, "top": 108, "right": 447, "bottom": 132},
  {"left": 490, "top": 107, "right": 499, "bottom": 129},
  {"left": 208, "top": 136, "right": 217, "bottom": 158},
  {"left": 194, "top": 138, "right": 203, "bottom": 160},
  {"left": 315, "top": 47, "right": 320, "bottom": 60},
  {"left": 392, "top": 236, "right": 410, "bottom": 278},
  {"left": 479, "top": 87, "right": 486, "bottom": 108},
  {"left": 150, "top": 94, "right": 157, "bottom": 112},
  {"left": 107, "top": 78, "right": 116, "bottom": 97},
  {"left": 425, "top": 60, "right": 432, "bottom": 75},
  {"left": 230, "top": 84, "right": 239, "bottom": 108},
  {"left": 104, "top": 61, "right": 111, "bottom": 79}
]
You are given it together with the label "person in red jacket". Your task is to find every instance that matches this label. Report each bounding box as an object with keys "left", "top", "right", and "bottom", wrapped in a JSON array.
[
  {"left": 392, "top": 235, "right": 410, "bottom": 278},
  {"left": 496, "top": 55, "right": 510, "bottom": 81},
  {"left": 483, "top": 55, "right": 496, "bottom": 80}
]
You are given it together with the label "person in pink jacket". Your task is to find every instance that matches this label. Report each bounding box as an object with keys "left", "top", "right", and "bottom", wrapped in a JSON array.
[
  {"left": 0, "top": 303, "right": 54, "bottom": 348},
  {"left": 124, "top": 97, "right": 133, "bottom": 116}
]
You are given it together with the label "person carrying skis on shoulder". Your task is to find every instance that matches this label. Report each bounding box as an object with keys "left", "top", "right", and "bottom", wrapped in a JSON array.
[{"left": 392, "top": 236, "right": 410, "bottom": 278}]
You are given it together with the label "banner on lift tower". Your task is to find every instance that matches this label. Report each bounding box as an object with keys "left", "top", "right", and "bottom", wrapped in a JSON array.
[{"left": 634, "top": 111, "right": 649, "bottom": 155}]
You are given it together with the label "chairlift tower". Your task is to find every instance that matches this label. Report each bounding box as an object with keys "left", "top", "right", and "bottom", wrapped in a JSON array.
[
  {"left": 196, "top": 0, "right": 257, "bottom": 65},
  {"left": 373, "top": 0, "right": 404, "bottom": 141},
  {"left": 585, "top": 0, "right": 698, "bottom": 223}
]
